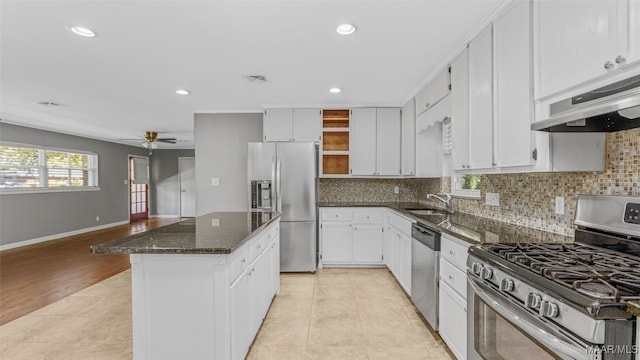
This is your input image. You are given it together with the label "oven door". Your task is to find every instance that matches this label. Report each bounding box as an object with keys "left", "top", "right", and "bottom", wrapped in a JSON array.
[{"left": 467, "top": 276, "right": 599, "bottom": 360}]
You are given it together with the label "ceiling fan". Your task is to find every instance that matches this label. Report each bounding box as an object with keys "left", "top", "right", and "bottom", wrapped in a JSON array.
[{"left": 140, "top": 131, "right": 177, "bottom": 149}]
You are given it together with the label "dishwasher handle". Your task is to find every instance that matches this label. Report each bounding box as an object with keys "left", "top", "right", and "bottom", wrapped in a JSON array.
[{"left": 411, "top": 224, "right": 441, "bottom": 251}]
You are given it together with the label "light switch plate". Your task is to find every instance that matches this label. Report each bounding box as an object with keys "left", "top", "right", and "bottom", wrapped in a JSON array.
[
  {"left": 211, "top": 178, "right": 220, "bottom": 186},
  {"left": 394, "top": 186, "right": 399, "bottom": 194},
  {"left": 486, "top": 193, "right": 500, "bottom": 206},
  {"left": 555, "top": 196, "right": 565, "bottom": 215}
]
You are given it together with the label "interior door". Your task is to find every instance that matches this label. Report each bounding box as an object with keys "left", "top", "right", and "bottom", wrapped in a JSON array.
[
  {"left": 179, "top": 157, "right": 196, "bottom": 217},
  {"left": 129, "top": 156, "right": 149, "bottom": 221}
]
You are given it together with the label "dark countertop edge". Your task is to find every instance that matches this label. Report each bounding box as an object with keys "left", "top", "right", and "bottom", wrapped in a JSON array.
[
  {"left": 626, "top": 301, "right": 640, "bottom": 317},
  {"left": 90, "top": 213, "right": 281, "bottom": 255},
  {"left": 318, "top": 202, "right": 572, "bottom": 246}
]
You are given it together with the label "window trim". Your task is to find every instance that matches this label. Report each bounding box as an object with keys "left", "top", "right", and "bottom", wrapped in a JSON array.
[
  {"left": 0, "top": 142, "right": 99, "bottom": 194},
  {"left": 451, "top": 174, "right": 481, "bottom": 199}
]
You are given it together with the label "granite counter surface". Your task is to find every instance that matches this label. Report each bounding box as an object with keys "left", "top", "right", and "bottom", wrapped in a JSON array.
[
  {"left": 319, "top": 201, "right": 573, "bottom": 245},
  {"left": 91, "top": 212, "right": 280, "bottom": 255}
]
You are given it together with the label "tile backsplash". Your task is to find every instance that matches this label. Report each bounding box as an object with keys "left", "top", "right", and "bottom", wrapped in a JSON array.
[{"left": 319, "top": 128, "right": 639, "bottom": 236}]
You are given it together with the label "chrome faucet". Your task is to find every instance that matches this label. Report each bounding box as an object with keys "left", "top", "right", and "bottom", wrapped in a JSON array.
[{"left": 427, "top": 193, "right": 452, "bottom": 213}]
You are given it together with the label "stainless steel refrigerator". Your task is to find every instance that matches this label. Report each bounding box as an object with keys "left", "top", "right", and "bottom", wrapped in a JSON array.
[{"left": 247, "top": 142, "right": 317, "bottom": 272}]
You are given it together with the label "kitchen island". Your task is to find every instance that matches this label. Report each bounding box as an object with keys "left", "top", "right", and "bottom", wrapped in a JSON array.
[{"left": 91, "top": 211, "right": 281, "bottom": 360}]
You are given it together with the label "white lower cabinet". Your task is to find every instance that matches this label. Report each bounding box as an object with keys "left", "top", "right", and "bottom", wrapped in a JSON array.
[
  {"left": 320, "top": 208, "right": 383, "bottom": 266},
  {"left": 130, "top": 220, "right": 280, "bottom": 360},
  {"left": 383, "top": 209, "right": 415, "bottom": 294},
  {"left": 439, "top": 233, "right": 471, "bottom": 360}
]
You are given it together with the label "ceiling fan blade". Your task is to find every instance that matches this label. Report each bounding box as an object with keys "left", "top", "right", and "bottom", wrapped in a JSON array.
[{"left": 157, "top": 138, "right": 177, "bottom": 143}]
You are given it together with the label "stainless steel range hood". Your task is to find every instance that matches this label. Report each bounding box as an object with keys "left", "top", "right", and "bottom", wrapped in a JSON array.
[{"left": 532, "top": 74, "right": 640, "bottom": 132}]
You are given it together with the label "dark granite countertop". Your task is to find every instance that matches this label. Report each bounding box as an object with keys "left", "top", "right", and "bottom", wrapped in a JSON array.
[
  {"left": 91, "top": 212, "right": 280, "bottom": 255},
  {"left": 319, "top": 201, "right": 573, "bottom": 245}
]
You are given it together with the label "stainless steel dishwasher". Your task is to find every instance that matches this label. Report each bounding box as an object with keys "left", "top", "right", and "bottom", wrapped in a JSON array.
[{"left": 411, "top": 223, "right": 441, "bottom": 330}]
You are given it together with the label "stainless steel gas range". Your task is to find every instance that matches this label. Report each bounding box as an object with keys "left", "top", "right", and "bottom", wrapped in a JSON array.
[{"left": 467, "top": 195, "right": 640, "bottom": 360}]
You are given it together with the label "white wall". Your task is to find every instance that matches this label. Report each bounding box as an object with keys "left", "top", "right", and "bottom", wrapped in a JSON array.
[{"left": 194, "top": 113, "right": 262, "bottom": 215}]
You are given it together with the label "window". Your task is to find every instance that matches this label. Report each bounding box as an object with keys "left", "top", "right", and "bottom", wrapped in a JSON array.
[
  {"left": 0, "top": 144, "right": 98, "bottom": 191},
  {"left": 452, "top": 174, "right": 481, "bottom": 198}
]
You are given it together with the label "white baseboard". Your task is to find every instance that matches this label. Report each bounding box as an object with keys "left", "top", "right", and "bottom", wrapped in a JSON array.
[
  {"left": 150, "top": 214, "right": 181, "bottom": 218},
  {"left": 0, "top": 220, "right": 130, "bottom": 251}
]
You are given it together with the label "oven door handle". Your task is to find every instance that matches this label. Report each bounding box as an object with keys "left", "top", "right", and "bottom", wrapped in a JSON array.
[{"left": 469, "top": 277, "right": 598, "bottom": 360}]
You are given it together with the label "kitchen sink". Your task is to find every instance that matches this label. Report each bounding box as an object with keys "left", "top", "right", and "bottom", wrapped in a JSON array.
[{"left": 405, "top": 209, "right": 451, "bottom": 216}]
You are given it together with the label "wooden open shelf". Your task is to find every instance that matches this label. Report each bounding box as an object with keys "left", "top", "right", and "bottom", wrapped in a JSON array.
[
  {"left": 323, "top": 109, "right": 349, "bottom": 128},
  {"left": 322, "top": 155, "right": 349, "bottom": 175},
  {"left": 323, "top": 131, "right": 349, "bottom": 151}
]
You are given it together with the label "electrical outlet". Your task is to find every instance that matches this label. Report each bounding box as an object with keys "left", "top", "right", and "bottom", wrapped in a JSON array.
[
  {"left": 124, "top": 179, "right": 129, "bottom": 185},
  {"left": 96, "top": 216, "right": 100, "bottom": 222},
  {"left": 393, "top": 186, "right": 399, "bottom": 194},
  {"left": 211, "top": 218, "right": 220, "bottom": 227},
  {"left": 211, "top": 178, "right": 220, "bottom": 186},
  {"left": 485, "top": 193, "right": 500, "bottom": 206},
  {"left": 555, "top": 196, "right": 565, "bottom": 215}
]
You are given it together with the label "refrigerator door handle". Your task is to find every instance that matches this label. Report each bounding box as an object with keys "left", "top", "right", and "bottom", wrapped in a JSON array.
[{"left": 276, "top": 159, "right": 282, "bottom": 212}]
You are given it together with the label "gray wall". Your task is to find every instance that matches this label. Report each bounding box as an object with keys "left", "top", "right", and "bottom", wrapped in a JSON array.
[
  {"left": 149, "top": 149, "right": 195, "bottom": 216},
  {"left": 0, "top": 123, "right": 153, "bottom": 246},
  {"left": 194, "top": 113, "right": 262, "bottom": 215}
]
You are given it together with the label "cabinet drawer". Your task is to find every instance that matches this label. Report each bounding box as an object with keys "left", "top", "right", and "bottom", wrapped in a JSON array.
[
  {"left": 353, "top": 209, "right": 382, "bottom": 224},
  {"left": 387, "top": 210, "right": 414, "bottom": 235},
  {"left": 441, "top": 234, "right": 470, "bottom": 270},
  {"left": 248, "top": 235, "right": 266, "bottom": 264},
  {"left": 320, "top": 208, "right": 353, "bottom": 222},
  {"left": 440, "top": 257, "right": 467, "bottom": 299},
  {"left": 229, "top": 247, "right": 249, "bottom": 284}
]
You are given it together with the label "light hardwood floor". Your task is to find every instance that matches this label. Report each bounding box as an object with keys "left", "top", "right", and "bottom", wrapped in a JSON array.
[{"left": 0, "top": 218, "right": 180, "bottom": 325}]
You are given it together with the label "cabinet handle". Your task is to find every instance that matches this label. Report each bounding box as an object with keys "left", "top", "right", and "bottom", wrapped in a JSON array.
[
  {"left": 450, "top": 250, "right": 455, "bottom": 255},
  {"left": 292, "top": 138, "right": 295, "bottom": 141},
  {"left": 241, "top": 258, "right": 246, "bottom": 264},
  {"left": 604, "top": 61, "right": 614, "bottom": 70},
  {"left": 615, "top": 55, "right": 626, "bottom": 65},
  {"left": 425, "top": 102, "right": 431, "bottom": 109},
  {"left": 492, "top": 162, "right": 497, "bottom": 166},
  {"left": 448, "top": 275, "right": 454, "bottom": 281}
]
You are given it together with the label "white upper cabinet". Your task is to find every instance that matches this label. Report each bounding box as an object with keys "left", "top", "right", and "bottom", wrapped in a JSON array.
[
  {"left": 414, "top": 67, "right": 451, "bottom": 116},
  {"left": 263, "top": 109, "right": 292, "bottom": 142},
  {"left": 401, "top": 99, "right": 416, "bottom": 176},
  {"left": 350, "top": 108, "right": 401, "bottom": 176},
  {"left": 450, "top": 48, "right": 470, "bottom": 171},
  {"left": 263, "top": 108, "right": 321, "bottom": 142},
  {"left": 376, "top": 108, "right": 402, "bottom": 176},
  {"left": 292, "top": 109, "right": 322, "bottom": 142},
  {"left": 494, "top": 0, "right": 533, "bottom": 168},
  {"left": 468, "top": 24, "right": 494, "bottom": 170},
  {"left": 535, "top": 0, "right": 640, "bottom": 99}
]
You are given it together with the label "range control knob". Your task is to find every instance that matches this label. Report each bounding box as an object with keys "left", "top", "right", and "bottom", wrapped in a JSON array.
[
  {"left": 471, "top": 262, "right": 482, "bottom": 275},
  {"left": 539, "top": 301, "right": 559, "bottom": 318},
  {"left": 499, "top": 278, "right": 514, "bottom": 292},
  {"left": 479, "top": 267, "right": 493, "bottom": 280},
  {"left": 525, "top": 293, "right": 542, "bottom": 309}
]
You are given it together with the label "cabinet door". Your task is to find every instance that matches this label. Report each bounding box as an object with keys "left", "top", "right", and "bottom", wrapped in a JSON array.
[
  {"left": 414, "top": 67, "right": 450, "bottom": 116},
  {"left": 630, "top": 0, "right": 640, "bottom": 62},
  {"left": 376, "top": 108, "right": 401, "bottom": 176},
  {"left": 321, "top": 222, "right": 353, "bottom": 263},
  {"left": 438, "top": 281, "right": 467, "bottom": 360},
  {"left": 450, "top": 48, "right": 470, "bottom": 170},
  {"left": 353, "top": 224, "right": 383, "bottom": 264},
  {"left": 389, "top": 227, "right": 402, "bottom": 280},
  {"left": 468, "top": 24, "right": 494, "bottom": 170},
  {"left": 495, "top": 1, "right": 533, "bottom": 168},
  {"left": 350, "top": 108, "right": 377, "bottom": 175},
  {"left": 230, "top": 271, "right": 250, "bottom": 360},
  {"left": 264, "top": 109, "right": 292, "bottom": 142},
  {"left": 400, "top": 233, "right": 412, "bottom": 294},
  {"left": 292, "top": 108, "right": 321, "bottom": 142},
  {"left": 269, "top": 237, "right": 280, "bottom": 297},
  {"left": 401, "top": 99, "right": 415, "bottom": 176},
  {"left": 536, "top": 1, "right": 619, "bottom": 98}
]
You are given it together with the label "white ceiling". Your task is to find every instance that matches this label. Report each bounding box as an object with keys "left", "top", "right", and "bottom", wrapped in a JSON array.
[{"left": 0, "top": 0, "right": 504, "bottom": 149}]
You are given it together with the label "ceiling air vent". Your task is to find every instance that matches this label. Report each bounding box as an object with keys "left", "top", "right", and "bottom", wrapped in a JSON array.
[
  {"left": 245, "top": 75, "right": 268, "bottom": 83},
  {"left": 31, "top": 101, "right": 66, "bottom": 107}
]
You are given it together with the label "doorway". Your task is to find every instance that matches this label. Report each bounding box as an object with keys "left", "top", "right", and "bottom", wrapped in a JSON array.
[
  {"left": 129, "top": 156, "right": 149, "bottom": 221},
  {"left": 179, "top": 157, "right": 196, "bottom": 217}
]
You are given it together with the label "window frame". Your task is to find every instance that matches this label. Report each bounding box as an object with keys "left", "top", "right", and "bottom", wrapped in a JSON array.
[
  {"left": 451, "top": 174, "right": 481, "bottom": 199},
  {"left": 0, "top": 142, "right": 100, "bottom": 194}
]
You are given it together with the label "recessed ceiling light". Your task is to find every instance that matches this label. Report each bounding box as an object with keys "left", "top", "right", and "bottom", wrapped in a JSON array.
[
  {"left": 176, "top": 89, "right": 190, "bottom": 95},
  {"left": 336, "top": 24, "right": 356, "bottom": 35},
  {"left": 68, "top": 26, "right": 96, "bottom": 38},
  {"left": 329, "top": 87, "right": 342, "bottom": 94}
]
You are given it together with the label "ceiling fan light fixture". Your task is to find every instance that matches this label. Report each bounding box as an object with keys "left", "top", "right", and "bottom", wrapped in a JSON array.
[
  {"left": 67, "top": 25, "right": 96, "bottom": 38},
  {"left": 336, "top": 24, "right": 356, "bottom": 35},
  {"left": 142, "top": 141, "right": 158, "bottom": 149}
]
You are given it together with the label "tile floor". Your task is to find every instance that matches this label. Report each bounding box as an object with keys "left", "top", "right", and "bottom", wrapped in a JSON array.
[{"left": 0, "top": 268, "right": 453, "bottom": 360}]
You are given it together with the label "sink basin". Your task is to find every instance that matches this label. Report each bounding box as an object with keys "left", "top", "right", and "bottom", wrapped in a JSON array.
[{"left": 406, "top": 209, "right": 449, "bottom": 216}]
